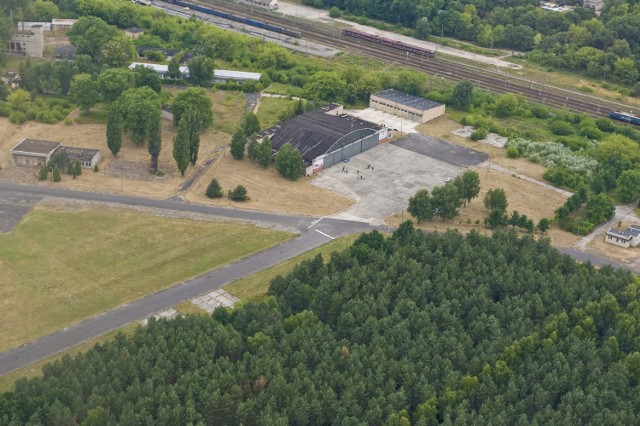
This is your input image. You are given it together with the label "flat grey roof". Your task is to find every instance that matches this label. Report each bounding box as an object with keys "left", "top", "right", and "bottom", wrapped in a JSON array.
[
  {"left": 60, "top": 146, "right": 101, "bottom": 162},
  {"left": 11, "top": 139, "right": 61, "bottom": 155},
  {"left": 372, "top": 89, "right": 442, "bottom": 112}
]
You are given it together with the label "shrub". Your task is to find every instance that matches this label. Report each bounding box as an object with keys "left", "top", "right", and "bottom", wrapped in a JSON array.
[
  {"left": 549, "top": 120, "right": 573, "bottom": 136},
  {"left": 506, "top": 146, "right": 519, "bottom": 158},
  {"left": 228, "top": 185, "right": 248, "bottom": 201},
  {"left": 38, "top": 166, "right": 48, "bottom": 181},
  {"left": 579, "top": 125, "right": 603, "bottom": 140},
  {"left": 206, "top": 178, "right": 223, "bottom": 199},
  {"left": 531, "top": 105, "right": 550, "bottom": 119},
  {"left": 556, "top": 136, "right": 589, "bottom": 151},
  {"left": 52, "top": 166, "right": 61, "bottom": 182},
  {"left": 93, "top": 165, "right": 99, "bottom": 172},
  {"left": 595, "top": 118, "right": 615, "bottom": 133},
  {"left": 506, "top": 138, "right": 598, "bottom": 175},
  {"left": 64, "top": 118, "right": 72, "bottom": 126},
  {"left": 470, "top": 128, "right": 488, "bottom": 141},
  {"left": 9, "top": 111, "right": 27, "bottom": 124},
  {"left": 0, "top": 102, "right": 10, "bottom": 117},
  {"left": 543, "top": 167, "right": 587, "bottom": 190}
]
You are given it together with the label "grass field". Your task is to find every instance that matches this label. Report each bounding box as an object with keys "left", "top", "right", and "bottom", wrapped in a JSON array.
[
  {"left": 256, "top": 97, "right": 298, "bottom": 129},
  {"left": 74, "top": 109, "right": 109, "bottom": 125},
  {"left": 0, "top": 208, "right": 293, "bottom": 351},
  {"left": 263, "top": 83, "right": 304, "bottom": 97},
  {"left": 225, "top": 234, "right": 358, "bottom": 300}
]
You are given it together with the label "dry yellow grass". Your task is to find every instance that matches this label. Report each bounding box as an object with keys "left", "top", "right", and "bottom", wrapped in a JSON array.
[
  {"left": 0, "top": 116, "right": 230, "bottom": 199},
  {"left": 183, "top": 153, "right": 353, "bottom": 216},
  {"left": 0, "top": 207, "right": 292, "bottom": 351},
  {"left": 385, "top": 164, "right": 579, "bottom": 247}
]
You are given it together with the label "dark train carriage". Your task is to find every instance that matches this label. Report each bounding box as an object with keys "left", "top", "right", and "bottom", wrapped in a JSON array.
[
  {"left": 160, "top": 0, "right": 301, "bottom": 37},
  {"left": 610, "top": 111, "right": 640, "bottom": 126},
  {"left": 342, "top": 28, "right": 435, "bottom": 58}
]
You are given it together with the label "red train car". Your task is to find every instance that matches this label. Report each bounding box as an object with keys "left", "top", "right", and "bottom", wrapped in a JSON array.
[{"left": 342, "top": 28, "right": 435, "bottom": 58}]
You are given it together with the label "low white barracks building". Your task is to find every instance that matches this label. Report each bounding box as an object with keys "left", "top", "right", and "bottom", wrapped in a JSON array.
[{"left": 604, "top": 226, "right": 640, "bottom": 248}]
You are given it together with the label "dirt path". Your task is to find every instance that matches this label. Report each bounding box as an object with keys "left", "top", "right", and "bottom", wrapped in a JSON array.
[{"left": 483, "top": 162, "right": 573, "bottom": 197}]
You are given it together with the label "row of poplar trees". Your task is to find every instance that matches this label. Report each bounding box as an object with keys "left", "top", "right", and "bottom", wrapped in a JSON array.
[{"left": 106, "top": 87, "right": 213, "bottom": 175}]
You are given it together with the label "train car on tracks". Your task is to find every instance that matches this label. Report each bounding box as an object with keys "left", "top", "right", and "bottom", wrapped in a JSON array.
[
  {"left": 342, "top": 28, "right": 435, "bottom": 58},
  {"left": 610, "top": 111, "right": 640, "bottom": 126},
  {"left": 160, "top": 0, "right": 301, "bottom": 38}
]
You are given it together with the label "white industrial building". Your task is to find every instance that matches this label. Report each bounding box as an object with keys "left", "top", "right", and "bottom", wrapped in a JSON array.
[{"left": 370, "top": 89, "right": 445, "bottom": 124}]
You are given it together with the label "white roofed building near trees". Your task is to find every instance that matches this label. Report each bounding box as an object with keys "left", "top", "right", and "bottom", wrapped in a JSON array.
[{"left": 128, "top": 62, "right": 261, "bottom": 83}]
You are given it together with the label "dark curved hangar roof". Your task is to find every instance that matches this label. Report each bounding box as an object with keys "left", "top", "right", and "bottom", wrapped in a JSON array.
[{"left": 269, "top": 104, "right": 380, "bottom": 162}]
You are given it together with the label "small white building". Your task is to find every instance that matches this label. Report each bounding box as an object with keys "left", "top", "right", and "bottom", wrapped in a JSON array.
[
  {"left": 128, "top": 62, "right": 262, "bottom": 83},
  {"left": 213, "top": 69, "right": 262, "bottom": 84},
  {"left": 59, "top": 146, "right": 102, "bottom": 169},
  {"left": 604, "top": 226, "right": 640, "bottom": 248},
  {"left": 16, "top": 22, "right": 52, "bottom": 31},
  {"left": 125, "top": 27, "right": 145, "bottom": 39},
  {"left": 10, "top": 139, "right": 101, "bottom": 169},
  {"left": 51, "top": 19, "right": 78, "bottom": 31}
]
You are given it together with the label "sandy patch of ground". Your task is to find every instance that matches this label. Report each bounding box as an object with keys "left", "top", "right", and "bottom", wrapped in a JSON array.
[
  {"left": 451, "top": 126, "right": 508, "bottom": 148},
  {"left": 183, "top": 153, "right": 353, "bottom": 217},
  {"left": 385, "top": 161, "right": 579, "bottom": 247}
]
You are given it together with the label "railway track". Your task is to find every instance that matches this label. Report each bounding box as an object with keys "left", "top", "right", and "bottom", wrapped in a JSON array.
[{"left": 180, "top": 0, "right": 635, "bottom": 118}]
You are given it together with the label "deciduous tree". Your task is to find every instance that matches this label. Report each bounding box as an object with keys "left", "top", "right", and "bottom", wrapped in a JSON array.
[
  {"left": 70, "top": 73, "right": 98, "bottom": 112},
  {"left": 67, "top": 16, "right": 118, "bottom": 63},
  {"left": 118, "top": 87, "right": 161, "bottom": 146},
  {"left": 100, "top": 35, "right": 136, "bottom": 68},
  {"left": 171, "top": 87, "right": 213, "bottom": 128},
  {"left": 275, "top": 143, "right": 303, "bottom": 180},
  {"left": 97, "top": 68, "right": 134, "bottom": 102},
  {"left": 431, "top": 183, "right": 463, "bottom": 220},
  {"left": 454, "top": 170, "right": 480, "bottom": 206},
  {"left": 617, "top": 170, "right": 640, "bottom": 203},
  {"left": 408, "top": 189, "right": 433, "bottom": 223},
  {"left": 258, "top": 136, "right": 272, "bottom": 168},
  {"left": 188, "top": 55, "right": 214, "bottom": 87},
  {"left": 484, "top": 188, "right": 508, "bottom": 211},
  {"left": 132, "top": 65, "right": 161, "bottom": 92},
  {"left": 451, "top": 80, "right": 474, "bottom": 110},
  {"left": 230, "top": 128, "right": 246, "bottom": 160},
  {"left": 243, "top": 113, "right": 261, "bottom": 135},
  {"left": 585, "top": 193, "right": 615, "bottom": 224}
]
